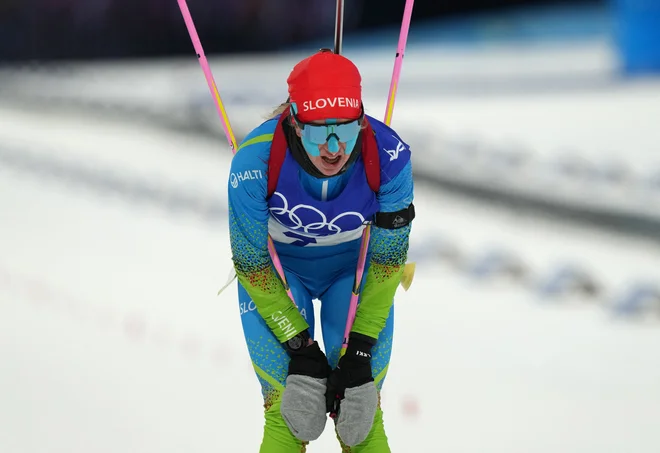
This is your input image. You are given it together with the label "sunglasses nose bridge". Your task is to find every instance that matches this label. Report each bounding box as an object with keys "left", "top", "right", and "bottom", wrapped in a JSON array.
[{"left": 327, "top": 135, "right": 340, "bottom": 153}]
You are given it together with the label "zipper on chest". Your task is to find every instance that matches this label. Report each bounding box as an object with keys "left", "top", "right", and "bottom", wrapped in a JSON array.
[{"left": 321, "top": 180, "right": 329, "bottom": 201}]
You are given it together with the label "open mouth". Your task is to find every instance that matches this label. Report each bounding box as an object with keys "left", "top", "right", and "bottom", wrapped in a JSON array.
[{"left": 322, "top": 155, "right": 341, "bottom": 165}]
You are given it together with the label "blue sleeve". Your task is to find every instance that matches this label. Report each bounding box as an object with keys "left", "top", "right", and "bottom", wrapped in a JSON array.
[
  {"left": 370, "top": 158, "right": 413, "bottom": 270},
  {"left": 228, "top": 131, "right": 270, "bottom": 274},
  {"left": 228, "top": 123, "right": 309, "bottom": 342}
]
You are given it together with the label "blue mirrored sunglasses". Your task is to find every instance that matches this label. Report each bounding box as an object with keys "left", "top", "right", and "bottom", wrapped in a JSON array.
[
  {"left": 290, "top": 104, "right": 363, "bottom": 156},
  {"left": 299, "top": 120, "right": 361, "bottom": 145}
]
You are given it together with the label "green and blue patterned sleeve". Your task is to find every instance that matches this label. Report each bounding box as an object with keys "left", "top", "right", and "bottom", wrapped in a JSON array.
[
  {"left": 351, "top": 159, "right": 413, "bottom": 341},
  {"left": 228, "top": 126, "right": 309, "bottom": 343}
]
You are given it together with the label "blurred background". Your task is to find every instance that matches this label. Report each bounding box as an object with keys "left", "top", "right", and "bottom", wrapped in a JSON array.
[
  {"left": 0, "top": 0, "right": 611, "bottom": 60},
  {"left": 1, "top": 0, "right": 660, "bottom": 452}
]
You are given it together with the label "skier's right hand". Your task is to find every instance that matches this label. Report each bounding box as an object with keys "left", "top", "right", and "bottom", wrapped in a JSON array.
[
  {"left": 280, "top": 330, "right": 331, "bottom": 442},
  {"left": 285, "top": 332, "right": 332, "bottom": 379}
]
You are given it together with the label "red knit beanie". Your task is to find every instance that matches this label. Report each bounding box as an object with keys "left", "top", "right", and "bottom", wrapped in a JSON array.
[{"left": 287, "top": 49, "right": 362, "bottom": 123}]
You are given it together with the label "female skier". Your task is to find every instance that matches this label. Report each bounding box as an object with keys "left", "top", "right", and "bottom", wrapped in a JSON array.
[{"left": 228, "top": 49, "right": 415, "bottom": 453}]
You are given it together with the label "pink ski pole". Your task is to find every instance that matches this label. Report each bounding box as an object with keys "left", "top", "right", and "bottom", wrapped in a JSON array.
[
  {"left": 177, "top": 0, "right": 238, "bottom": 153},
  {"left": 330, "top": 2, "right": 415, "bottom": 420},
  {"left": 177, "top": 0, "right": 296, "bottom": 304},
  {"left": 337, "top": 0, "right": 415, "bottom": 358},
  {"left": 384, "top": 0, "right": 415, "bottom": 127}
]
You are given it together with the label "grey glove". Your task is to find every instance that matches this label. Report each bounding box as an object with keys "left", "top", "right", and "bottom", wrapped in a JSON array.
[
  {"left": 336, "top": 381, "right": 379, "bottom": 446},
  {"left": 281, "top": 375, "right": 329, "bottom": 441},
  {"left": 280, "top": 332, "right": 331, "bottom": 442}
]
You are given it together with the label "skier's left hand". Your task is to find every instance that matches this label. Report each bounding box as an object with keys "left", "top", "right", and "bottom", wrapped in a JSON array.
[{"left": 326, "top": 333, "right": 379, "bottom": 447}]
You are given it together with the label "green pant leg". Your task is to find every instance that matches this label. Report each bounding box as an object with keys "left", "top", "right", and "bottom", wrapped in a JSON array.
[{"left": 259, "top": 388, "right": 309, "bottom": 453}]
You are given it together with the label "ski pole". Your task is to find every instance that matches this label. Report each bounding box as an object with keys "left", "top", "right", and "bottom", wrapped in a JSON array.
[
  {"left": 177, "top": 0, "right": 296, "bottom": 305},
  {"left": 384, "top": 0, "right": 415, "bottom": 127},
  {"left": 336, "top": 0, "right": 416, "bottom": 364},
  {"left": 177, "top": 0, "right": 238, "bottom": 153},
  {"left": 334, "top": 0, "right": 345, "bottom": 54}
]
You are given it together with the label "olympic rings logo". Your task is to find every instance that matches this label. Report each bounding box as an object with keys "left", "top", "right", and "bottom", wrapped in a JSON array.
[{"left": 269, "top": 192, "right": 365, "bottom": 235}]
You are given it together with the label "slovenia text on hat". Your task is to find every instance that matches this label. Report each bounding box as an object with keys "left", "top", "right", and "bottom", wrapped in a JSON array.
[{"left": 287, "top": 50, "right": 363, "bottom": 123}]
